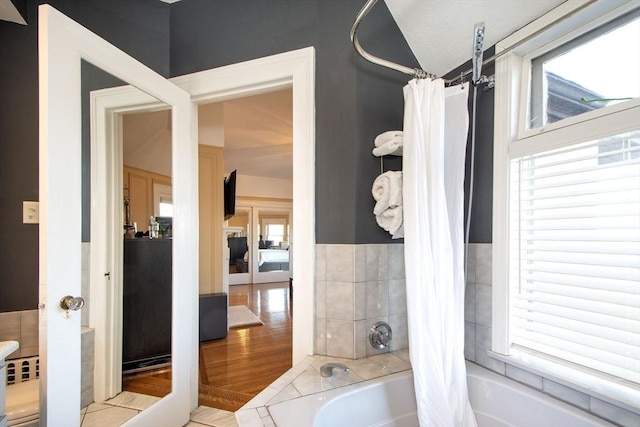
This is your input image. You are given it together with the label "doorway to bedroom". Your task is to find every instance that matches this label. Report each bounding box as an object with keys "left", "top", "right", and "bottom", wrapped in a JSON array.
[
  {"left": 89, "top": 47, "right": 314, "bottom": 418},
  {"left": 202, "top": 88, "right": 294, "bottom": 409},
  {"left": 207, "top": 88, "right": 294, "bottom": 287},
  {"left": 122, "top": 88, "right": 295, "bottom": 411}
]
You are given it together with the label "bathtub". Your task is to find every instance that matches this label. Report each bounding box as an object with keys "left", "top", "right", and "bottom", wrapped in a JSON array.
[{"left": 268, "top": 362, "right": 614, "bottom": 427}]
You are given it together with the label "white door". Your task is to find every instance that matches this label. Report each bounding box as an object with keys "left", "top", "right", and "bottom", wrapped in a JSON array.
[{"left": 38, "top": 5, "right": 197, "bottom": 427}]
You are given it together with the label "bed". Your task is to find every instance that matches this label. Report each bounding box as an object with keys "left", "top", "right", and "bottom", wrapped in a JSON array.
[{"left": 258, "top": 249, "right": 290, "bottom": 272}]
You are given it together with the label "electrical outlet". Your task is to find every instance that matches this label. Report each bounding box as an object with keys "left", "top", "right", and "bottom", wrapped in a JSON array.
[{"left": 23, "top": 201, "right": 39, "bottom": 224}]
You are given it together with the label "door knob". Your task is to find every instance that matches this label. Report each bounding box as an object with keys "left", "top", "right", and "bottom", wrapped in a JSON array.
[{"left": 60, "top": 295, "right": 85, "bottom": 311}]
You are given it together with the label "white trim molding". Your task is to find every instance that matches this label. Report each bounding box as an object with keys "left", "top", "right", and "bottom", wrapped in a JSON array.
[
  {"left": 90, "top": 48, "right": 316, "bottom": 411},
  {"left": 171, "top": 47, "right": 316, "bottom": 367}
]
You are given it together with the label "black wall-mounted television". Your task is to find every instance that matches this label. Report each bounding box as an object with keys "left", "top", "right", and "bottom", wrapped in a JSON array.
[{"left": 223, "top": 170, "right": 237, "bottom": 220}]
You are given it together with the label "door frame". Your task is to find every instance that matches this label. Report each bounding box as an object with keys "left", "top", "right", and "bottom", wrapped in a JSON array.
[
  {"left": 90, "top": 47, "right": 315, "bottom": 401},
  {"left": 39, "top": 5, "right": 197, "bottom": 427},
  {"left": 89, "top": 88, "right": 171, "bottom": 402},
  {"left": 172, "top": 48, "right": 316, "bottom": 366}
]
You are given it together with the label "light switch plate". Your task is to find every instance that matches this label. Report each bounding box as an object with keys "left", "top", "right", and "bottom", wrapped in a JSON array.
[{"left": 23, "top": 201, "right": 39, "bottom": 224}]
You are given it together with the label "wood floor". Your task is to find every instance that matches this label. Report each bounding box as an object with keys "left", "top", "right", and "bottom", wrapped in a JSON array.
[{"left": 122, "top": 281, "right": 293, "bottom": 412}]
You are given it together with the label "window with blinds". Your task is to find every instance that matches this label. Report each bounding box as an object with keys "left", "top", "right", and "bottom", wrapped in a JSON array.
[{"left": 509, "top": 129, "right": 640, "bottom": 383}]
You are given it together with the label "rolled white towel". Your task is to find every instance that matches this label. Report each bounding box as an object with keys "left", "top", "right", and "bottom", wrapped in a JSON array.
[
  {"left": 371, "top": 173, "right": 390, "bottom": 207},
  {"left": 372, "top": 136, "right": 403, "bottom": 157},
  {"left": 372, "top": 171, "right": 402, "bottom": 216},
  {"left": 374, "top": 130, "right": 403, "bottom": 147},
  {"left": 375, "top": 206, "right": 403, "bottom": 237},
  {"left": 392, "top": 223, "right": 404, "bottom": 239}
]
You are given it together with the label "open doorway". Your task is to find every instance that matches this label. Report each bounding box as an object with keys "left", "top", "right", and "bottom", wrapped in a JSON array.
[
  {"left": 122, "top": 89, "right": 295, "bottom": 410},
  {"left": 212, "top": 89, "right": 293, "bottom": 286},
  {"left": 89, "top": 47, "right": 314, "bottom": 416},
  {"left": 198, "top": 89, "right": 294, "bottom": 409}
]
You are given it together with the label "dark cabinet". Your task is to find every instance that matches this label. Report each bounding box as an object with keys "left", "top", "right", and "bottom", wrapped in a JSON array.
[
  {"left": 227, "top": 236, "right": 248, "bottom": 265},
  {"left": 123, "top": 238, "right": 172, "bottom": 372},
  {"left": 199, "top": 293, "right": 228, "bottom": 342},
  {"left": 228, "top": 236, "right": 248, "bottom": 272}
]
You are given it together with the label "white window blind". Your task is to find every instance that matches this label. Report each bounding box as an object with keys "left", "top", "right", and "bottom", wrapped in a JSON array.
[{"left": 509, "top": 129, "right": 640, "bottom": 383}]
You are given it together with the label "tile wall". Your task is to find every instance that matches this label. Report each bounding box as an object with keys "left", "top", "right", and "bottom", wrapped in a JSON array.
[
  {"left": 0, "top": 310, "right": 38, "bottom": 360},
  {"left": 314, "top": 242, "right": 638, "bottom": 426},
  {"left": 463, "top": 244, "right": 503, "bottom": 372},
  {"left": 81, "top": 327, "right": 95, "bottom": 408},
  {"left": 1, "top": 242, "right": 94, "bottom": 407},
  {"left": 0, "top": 317, "right": 94, "bottom": 408},
  {"left": 315, "top": 244, "right": 408, "bottom": 359},
  {"left": 464, "top": 243, "right": 639, "bottom": 427},
  {"left": 82, "top": 242, "right": 91, "bottom": 326},
  {"left": 0, "top": 243, "right": 92, "bottom": 361}
]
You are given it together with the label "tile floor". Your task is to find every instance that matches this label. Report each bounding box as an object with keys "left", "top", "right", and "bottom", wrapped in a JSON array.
[
  {"left": 79, "top": 350, "right": 410, "bottom": 426},
  {"left": 79, "top": 391, "right": 237, "bottom": 427}
]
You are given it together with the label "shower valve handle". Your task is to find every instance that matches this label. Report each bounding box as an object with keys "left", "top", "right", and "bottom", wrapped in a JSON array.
[{"left": 369, "top": 321, "right": 393, "bottom": 349}]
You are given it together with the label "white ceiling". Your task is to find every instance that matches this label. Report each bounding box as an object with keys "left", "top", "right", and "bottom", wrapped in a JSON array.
[
  {"left": 122, "top": 89, "right": 293, "bottom": 181},
  {"left": 221, "top": 89, "right": 293, "bottom": 181},
  {"left": 384, "top": 0, "right": 565, "bottom": 77}
]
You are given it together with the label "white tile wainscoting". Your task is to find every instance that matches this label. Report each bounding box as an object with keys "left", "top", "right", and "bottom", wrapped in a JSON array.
[
  {"left": 464, "top": 243, "right": 639, "bottom": 427},
  {"left": 3, "top": 242, "right": 636, "bottom": 426},
  {"left": 314, "top": 244, "right": 408, "bottom": 360},
  {"left": 0, "top": 311, "right": 38, "bottom": 361},
  {"left": 313, "top": 242, "right": 638, "bottom": 426}
]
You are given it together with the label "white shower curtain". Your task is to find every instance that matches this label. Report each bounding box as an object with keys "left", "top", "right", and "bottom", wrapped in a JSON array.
[{"left": 402, "top": 78, "right": 477, "bottom": 427}]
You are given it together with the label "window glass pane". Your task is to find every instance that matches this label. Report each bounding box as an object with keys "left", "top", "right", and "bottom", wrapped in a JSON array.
[
  {"left": 159, "top": 202, "right": 173, "bottom": 217},
  {"left": 530, "top": 16, "right": 639, "bottom": 128},
  {"left": 266, "top": 224, "right": 284, "bottom": 246}
]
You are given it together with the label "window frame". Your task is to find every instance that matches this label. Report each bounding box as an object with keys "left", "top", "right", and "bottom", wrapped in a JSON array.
[
  {"left": 153, "top": 182, "right": 173, "bottom": 217},
  {"left": 492, "top": 0, "right": 640, "bottom": 410},
  {"left": 264, "top": 222, "right": 285, "bottom": 245},
  {"left": 260, "top": 214, "right": 289, "bottom": 246},
  {"left": 515, "top": 2, "right": 640, "bottom": 143},
  {"left": 528, "top": 10, "right": 639, "bottom": 129}
]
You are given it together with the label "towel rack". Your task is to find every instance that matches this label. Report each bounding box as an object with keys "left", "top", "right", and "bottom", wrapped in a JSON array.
[{"left": 350, "top": 0, "right": 598, "bottom": 85}]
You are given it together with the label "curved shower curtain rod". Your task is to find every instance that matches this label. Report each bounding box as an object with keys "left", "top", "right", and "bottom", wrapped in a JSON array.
[{"left": 350, "top": 0, "right": 598, "bottom": 85}]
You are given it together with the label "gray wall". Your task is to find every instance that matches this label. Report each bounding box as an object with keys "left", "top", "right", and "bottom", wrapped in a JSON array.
[
  {"left": 0, "top": 0, "right": 493, "bottom": 312},
  {"left": 0, "top": 2, "right": 39, "bottom": 314},
  {"left": 81, "top": 61, "right": 126, "bottom": 242},
  {"left": 445, "top": 52, "right": 495, "bottom": 244},
  {"left": 169, "top": 0, "right": 415, "bottom": 244},
  {"left": 0, "top": 0, "right": 171, "bottom": 312}
]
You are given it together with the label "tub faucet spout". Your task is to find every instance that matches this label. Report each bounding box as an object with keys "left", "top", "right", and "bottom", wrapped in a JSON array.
[{"left": 320, "top": 363, "right": 350, "bottom": 378}]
